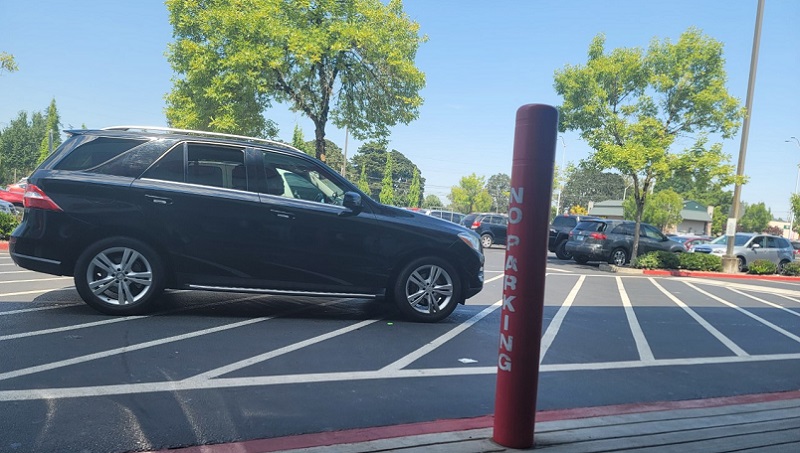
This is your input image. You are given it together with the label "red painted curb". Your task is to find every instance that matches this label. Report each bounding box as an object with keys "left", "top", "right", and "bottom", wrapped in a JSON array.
[
  {"left": 0, "top": 241, "right": 7, "bottom": 252},
  {"left": 146, "top": 390, "right": 800, "bottom": 453},
  {"left": 643, "top": 269, "right": 800, "bottom": 281}
]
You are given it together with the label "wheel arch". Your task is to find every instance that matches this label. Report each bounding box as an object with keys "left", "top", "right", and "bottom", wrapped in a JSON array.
[{"left": 385, "top": 246, "right": 470, "bottom": 305}]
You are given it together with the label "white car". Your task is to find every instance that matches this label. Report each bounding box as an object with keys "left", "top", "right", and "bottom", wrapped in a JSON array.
[{"left": 693, "top": 233, "right": 794, "bottom": 272}]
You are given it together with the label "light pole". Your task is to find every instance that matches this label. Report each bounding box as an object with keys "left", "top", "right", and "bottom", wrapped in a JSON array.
[
  {"left": 555, "top": 136, "right": 567, "bottom": 215},
  {"left": 787, "top": 137, "right": 800, "bottom": 239}
]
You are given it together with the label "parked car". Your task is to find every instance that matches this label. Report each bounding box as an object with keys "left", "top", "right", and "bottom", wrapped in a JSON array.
[
  {"left": 10, "top": 126, "right": 485, "bottom": 323},
  {"left": 0, "top": 177, "right": 26, "bottom": 206},
  {"left": 792, "top": 241, "right": 800, "bottom": 260},
  {"left": 548, "top": 214, "right": 600, "bottom": 260},
  {"left": 565, "top": 219, "right": 686, "bottom": 265},
  {"left": 462, "top": 213, "right": 508, "bottom": 248},
  {"left": 422, "top": 209, "right": 466, "bottom": 225},
  {"left": 0, "top": 199, "right": 16, "bottom": 215},
  {"left": 693, "top": 233, "right": 793, "bottom": 272},
  {"left": 669, "top": 235, "right": 713, "bottom": 252}
]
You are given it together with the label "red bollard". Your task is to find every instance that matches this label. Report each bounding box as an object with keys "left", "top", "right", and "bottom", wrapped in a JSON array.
[{"left": 492, "top": 104, "right": 558, "bottom": 449}]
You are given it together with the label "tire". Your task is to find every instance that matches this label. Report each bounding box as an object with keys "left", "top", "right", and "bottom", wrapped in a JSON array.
[
  {"left": 555, "top": 241, "right": 572, "bottom": 260},
  {"left": 737, "top": 256, "right": 746, "bottom": 272},
  {"left": 392, "top": 256, "right": 462, "bottom": 323},
  {"left": 74, "top": 237, "right": 165, "bottom": 315},
  {"left": 573, "top": 255, "right": 589, "bottom": 264},
  {"left": 779, "top": 259, "right": 790, "bottom": 273},
  {"left": 480, "top": 234, "right": 493, "bottom": 249},
  {"left": 609, "top": 248, "right": 628, "bottom": 266}
]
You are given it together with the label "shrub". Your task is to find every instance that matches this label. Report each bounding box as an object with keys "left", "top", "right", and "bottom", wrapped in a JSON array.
[
  {"left": 679, "top": 253, "right": 723, "bottom": 272},
  {"left": 632, "top": 251, "right": 680, "bottom": 269},
  {"left": 0, "top": 212, "right": 20, "bottom": 240},
  {"left": 747, "top": 259, "right": 777, "bottom": 275},
  {"left": 782, "top": 261, "right": 800, "bottom": 276}
]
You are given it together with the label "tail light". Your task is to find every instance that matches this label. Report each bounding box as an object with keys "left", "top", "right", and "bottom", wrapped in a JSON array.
[
  {"left": 569, "top": 231, "right": 574, "bottom": 238},
  {"left": 589, "top": 232, "right": 607, "bottom": 240},
  {"left": 471, "top": 221, "right": 481, "bottom": 228},
  {"left": 23, "top": 184, "right": 63, "bottom": 211}
]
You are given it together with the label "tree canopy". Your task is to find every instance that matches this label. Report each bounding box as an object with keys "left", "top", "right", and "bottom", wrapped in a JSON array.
[
  {"left": 448, "top": 174, "right": 491, "bottom": 214},
  {"left": 350, "top": 142, "right": 424, "bottom": 205},
  {"left": 0, "top": 52, "right": 17, "bottom": 76},
  {"left": 738, "top": 202, "right": 772, "bottom": 233},
  {"left": 486, "top": 173, "right": 510, "bottom": 213},
  {"left": 166, "top": 0, "right": 426, "bottom": 162},
  {"left": 560, "top": 160, "right": 626, "bottom": 212},
  {"left": 624, "top": 189, "right": 683, "bottom": 232},
  {"left": 554, "top": 28, "right": 743, "bottom": 258},
  {"left": 0, "top": 110, "right": 46, "bottom": 184}
]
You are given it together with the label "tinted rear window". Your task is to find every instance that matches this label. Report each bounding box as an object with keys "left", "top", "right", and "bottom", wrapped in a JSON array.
[
  {"left": 552, "top": 216, "right": 576, "bottom": 228},
  {"left": 55, "top": 137, "right": 148, "bottom": 172},
  {"left": 574, "top": 221, "right": 607, "bottom": 232}
]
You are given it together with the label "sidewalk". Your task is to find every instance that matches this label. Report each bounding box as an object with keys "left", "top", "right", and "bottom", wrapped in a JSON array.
[{"left": 153, "top": 391, "right": 800, "bottom": 453}]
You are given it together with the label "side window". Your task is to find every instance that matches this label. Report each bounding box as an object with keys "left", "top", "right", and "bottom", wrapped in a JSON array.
[
  {"left": 765, "top": 237, "right": 778, "bottom": 248},
  {"left": 751, "top": 236, "right": 766, "bottom": 248},
  {"left": 142, "top": 143, "right": 246, "bottom": 190},
  {"left": 642, "top": 225, "right": 664, "bottom": 240},
  {"left": 55, "top": 137, "right": 148, "bottom": 172},
  {"left": 261, "top": 150, "right": 348, "bottom": 205}
]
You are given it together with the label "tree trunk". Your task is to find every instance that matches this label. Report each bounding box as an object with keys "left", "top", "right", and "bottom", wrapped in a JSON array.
[
  {"left": 313, "top": 120, "right": 327, "bottom": 162},
  {"left": 632, "top": 200, "right": 644, "bottom": 261}
]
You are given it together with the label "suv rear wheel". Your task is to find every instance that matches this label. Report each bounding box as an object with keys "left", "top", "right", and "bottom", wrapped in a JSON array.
[
  {"left": 74, "top": 237, "right": 165, "bottom": 315},
  {"left": 610, "top": 248, "right": 628, "bottom": 266},
  {"left": 555, "top": 240, "right": 572, "bottom": 260},
  {"left": 393, "top": 257, "right": 461, "bottom": 323},
  {"left": 480, "top": 234, "right": 493, "bottom": 249}
]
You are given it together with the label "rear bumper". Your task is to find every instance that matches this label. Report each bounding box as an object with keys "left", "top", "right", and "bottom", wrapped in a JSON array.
[
  {"left": 565, "top": 241, "right": 608, "bottom": 260},
  {"left": 9, "top": 237, "right": 66, "bottom": 275}
]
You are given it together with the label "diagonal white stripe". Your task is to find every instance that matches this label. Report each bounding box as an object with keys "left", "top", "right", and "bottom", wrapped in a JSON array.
[
  {"left": 540, "top": 275, "right": 585, "bottom": 362},
  {"left": 649, "top": 278, "right": 748, "bottom": 357},
  {"left": 617, "top": 277, "right": 654, "bottom": 361}
]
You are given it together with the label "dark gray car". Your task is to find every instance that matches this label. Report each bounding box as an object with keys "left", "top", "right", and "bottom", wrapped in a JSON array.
[{"left": 565, "top": 219, "right": 686, "bottom": 265}]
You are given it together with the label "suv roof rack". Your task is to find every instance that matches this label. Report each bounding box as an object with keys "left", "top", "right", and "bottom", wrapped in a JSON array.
[{"left": 102, "top": 126, "right": 302, "bottom": 153}]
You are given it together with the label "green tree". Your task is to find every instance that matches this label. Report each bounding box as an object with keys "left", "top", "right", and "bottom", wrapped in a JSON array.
[
  {"left": 560, "top": 160, "right": 627, "bottom": 210},
  {"left": 407, "top": 168, "right": 421, "bottom": 208},
  {"left": 292, "top": 124, "right": 314, "bottom": 156},
  {"left": 486, "top": 173, "right": 510, "bottom": 213},
  {"left": 357, "top": 165, "right": 371, "bottom": 195},
  {"left": 305, "top": 138, "right": 346, "bottom": 176},
  {"left": 791, "top": 193, "right": 800, "bottom": 235},
  {"left": 555, "top": 28, "right": 743, "bottom": 259},
  {"left": 37, "top": 99, "right": 62, "bottom": 165},
  {"left": 448, "top": 174, "right": 491, "bottom": 214},
  {"left": 379, "top": 153, "right": 395, "bottom": 205},
  {"left": 350, "top": 142, "right": 423, "bottom": 203},
  {"left": 738, "top": 202, "right": 772, "bottom": 233},
  {"left": 166, "top": 0, "right": 426, "bottom": 162},
  {"left": 422, "top": 194, "right": 443, "bottom": 209},
  {"left": 0, "top": 111, "right": 46, "bottom": 184},
  {"left": 0, "top": 52, "right": 17, "bottom": 76},
  {"left": 624, "top": 190, "right": 683, "bottom": 232}
]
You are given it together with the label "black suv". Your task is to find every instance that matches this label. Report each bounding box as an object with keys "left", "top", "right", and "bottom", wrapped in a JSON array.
[
  {"left": 10, "top": 127, "right": 484, "bottom": 322},
  {"left": 462, "top": 213, "right": 508, "bottom": 248},
  {"left": 548, "top": 214, "right": 599, "bottom": 260},
  {"left": 565, "top": 219, "right": 686, "bottom": 265}
]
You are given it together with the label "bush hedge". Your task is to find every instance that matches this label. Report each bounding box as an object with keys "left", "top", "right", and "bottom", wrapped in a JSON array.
[
  {"left": 747, "top": 259, "right": 777, "bottom": 275},
  {"left": 0, "top": 212, "right": 20, "bottom": 240},
  {"left": 633, "top": 251, "right": 722, "bottom": 272},
  {"left": 781, "top": 261, "right": 800, "bottom": 276}
]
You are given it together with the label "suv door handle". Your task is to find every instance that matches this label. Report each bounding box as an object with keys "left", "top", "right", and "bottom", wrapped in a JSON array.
[
  {"left": 270, "top": 209, "right": 294, "bottom": 219},
  {"left": 145, "top": 195, "right": 173, "bottom": 205}
]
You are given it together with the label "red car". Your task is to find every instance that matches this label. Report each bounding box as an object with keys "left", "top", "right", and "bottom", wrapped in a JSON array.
[{"left": 0, "top": 178, "right": 27, "bottom": 206}]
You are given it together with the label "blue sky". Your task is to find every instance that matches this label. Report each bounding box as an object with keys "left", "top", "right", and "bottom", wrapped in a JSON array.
[{"left": 1, "top": 1, "right": 799, "bottom": 218}]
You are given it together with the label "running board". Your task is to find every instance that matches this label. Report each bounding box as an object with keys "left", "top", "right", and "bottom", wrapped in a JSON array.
[{"left": 187, "top": 285, "right": 379, "bottom": 299}]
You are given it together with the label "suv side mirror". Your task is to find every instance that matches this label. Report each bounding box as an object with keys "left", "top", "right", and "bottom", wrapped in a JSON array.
[
  {"left": 342, "top": 191, "right": 362, "bottom": 213},
  {"left": 751, "top": 243, "right": 760, "bottom": 249}
]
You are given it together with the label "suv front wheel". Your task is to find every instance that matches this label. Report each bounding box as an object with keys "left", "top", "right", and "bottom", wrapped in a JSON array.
[
  {"left": 393, "top": 257, "right": 462, "bottom": 323},
  {"left": 74, "top": 237, "right": 165, "bottom": 315}
]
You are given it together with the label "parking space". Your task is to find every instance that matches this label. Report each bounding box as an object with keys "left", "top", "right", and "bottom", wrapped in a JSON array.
[{"left": 1, "top": 250, "right": 799, "bottom": 452}]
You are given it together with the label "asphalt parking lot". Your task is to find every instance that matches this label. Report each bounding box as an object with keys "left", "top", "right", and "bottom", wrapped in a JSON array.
[{"left": 1, "top": 248, "right": 799, "bottom": 452}]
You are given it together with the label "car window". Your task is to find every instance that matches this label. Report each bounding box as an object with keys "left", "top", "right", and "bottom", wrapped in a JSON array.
[
  {"left": 142, "top": 142, "right": 247, "bottom": 191},
  {"left": 55, "top": 137, "right": 149, "bottom": 173},
  {"left": 574, "top": 221, "right": 606, "bottom": 232},
  {"left": 641, "top": 224, "right": 664, "bottom": 240},
  {"left": 777, "top": 238, "right": 791, "bottom": 248},
  {"left": 750, "top": 236, "right": 766, "bottom": 247},
  {"left": 766, "top": 237, "right": 778, "bottom": 248},
  {"left": 261, "top": 150, "right": 347, "bottom": 205},
  {"left": 552, "top": 217, "right": 575, "bottom": 228}
]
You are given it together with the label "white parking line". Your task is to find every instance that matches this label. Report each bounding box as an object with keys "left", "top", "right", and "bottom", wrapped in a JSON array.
[
  {"left": 728, "top": 289, "right": 800, "bottom": 318},
  {"left": 0, "top": 277, "right": 71, "bottom": 285},
  {"left": 545, "top": 267, "right": 573, "bottom": 273},
  {"left": 0, "top": 270, "right": 38, "bottom": 275},
  {"left": 0, "top": 288, "right": 74, "bottom": 299},
  {"left": 617, "top": 277, "right": 654, "bottom": 361},
  {"left": 686, "top": 282, "right": 800, "bottom": 345},
  {"left": 0, "top": 303, "right": 82, "bottom": 315},
  {"left": 186, "top": 319, "right": 382, "bottom": 381},
  {"left": 649, "top": 278, "right": 748, "bottom": 357},
  {"left": 381, "top": 301, "right": 502, "bottom": 372},
  {"left": 2, "top": 352, "right": 800, "bottom": 402},
  {"left": 540, "top": 275, "right": 585, "bottom": 362}
]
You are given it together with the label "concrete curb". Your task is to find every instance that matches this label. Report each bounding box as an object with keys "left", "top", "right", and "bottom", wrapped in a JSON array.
[{"left": 598, "top": 263, "right": 644, "bottom": 274}]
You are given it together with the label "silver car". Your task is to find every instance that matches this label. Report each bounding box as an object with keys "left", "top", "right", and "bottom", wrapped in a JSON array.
[
  {"left": 0, "top": 199, "right": 16, "bottom": 215},
  {"left": 693, "top": 233, "right": 794, "bottom": 272}
]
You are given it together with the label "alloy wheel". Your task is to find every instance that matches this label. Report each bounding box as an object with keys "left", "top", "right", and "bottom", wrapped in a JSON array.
[
  {"left": 404, "top": 264, "right": 454, "bottom": 315},
  {"left": 86, "top": 246, "right": 154, "bottom": 305}
]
